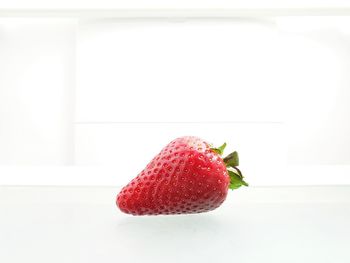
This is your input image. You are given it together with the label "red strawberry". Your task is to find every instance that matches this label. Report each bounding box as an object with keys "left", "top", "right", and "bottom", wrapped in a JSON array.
[{"left": 116, "top": 136, "right": 247, "bottom": 215}]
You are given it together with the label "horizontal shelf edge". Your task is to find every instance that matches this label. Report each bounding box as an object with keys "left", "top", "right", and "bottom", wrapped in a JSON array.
[{"left": 1, "top": 8, "right": 350, "bottom": 18}]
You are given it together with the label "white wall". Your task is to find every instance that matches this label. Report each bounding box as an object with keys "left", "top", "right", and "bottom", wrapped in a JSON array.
[{"left": 1, "top": 16, "right": 350, "bottom": 185}]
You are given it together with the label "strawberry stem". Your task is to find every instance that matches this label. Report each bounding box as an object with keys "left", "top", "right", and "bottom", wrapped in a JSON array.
[{"left": 232, "top": 166, "right": 243, "bottom": 178}]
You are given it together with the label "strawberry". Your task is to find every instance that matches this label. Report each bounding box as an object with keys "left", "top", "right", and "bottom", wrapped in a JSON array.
[{"left": 116, "top": 136, "right": 247, "bottom": 215}]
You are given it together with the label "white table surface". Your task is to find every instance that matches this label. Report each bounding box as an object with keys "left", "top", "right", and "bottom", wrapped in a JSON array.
[{"left": 1, "top": 186, "right": 349, "bottom": 263}]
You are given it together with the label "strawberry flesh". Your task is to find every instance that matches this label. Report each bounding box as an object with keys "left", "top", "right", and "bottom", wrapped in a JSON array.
[{"left": 116, "top": 136, "right": 232, "bottom": 215}]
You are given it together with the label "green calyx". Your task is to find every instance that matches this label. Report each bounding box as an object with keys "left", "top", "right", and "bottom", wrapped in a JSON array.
[
  {"left": 211, "top": 143, "right": 248, "bottom": 190},
  {"left": 211, "top": 142, "right": 227, "bottom": 156}
]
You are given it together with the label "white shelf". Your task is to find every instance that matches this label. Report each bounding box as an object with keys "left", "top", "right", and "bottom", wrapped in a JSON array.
[{"left": 1, "top": 186, "right": 349, "bottom": 263}]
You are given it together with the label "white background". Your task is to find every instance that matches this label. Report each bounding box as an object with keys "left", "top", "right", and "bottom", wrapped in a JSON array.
[
  {"left": 1, "top": 7, "right": 350, "bottom": 263},
  {"left": 1, "top": 16, "right": 350, "bottom": 186}
]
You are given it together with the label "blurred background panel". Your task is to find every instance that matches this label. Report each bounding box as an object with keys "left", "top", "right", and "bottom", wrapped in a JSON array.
[
  {"left": 0, "top": 18, "right": 76, "bottom": 165},
  {"left": 76, "top": 19, "right": 285, "bottom": 123}
]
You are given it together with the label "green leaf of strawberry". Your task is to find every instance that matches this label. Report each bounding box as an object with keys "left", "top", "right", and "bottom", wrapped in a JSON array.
[
  {"left": 223, "top": 151, "right": 239, "bottom": 167},
  {"left": 228, "top": 169, "right": 248, "bottom": 190}
]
